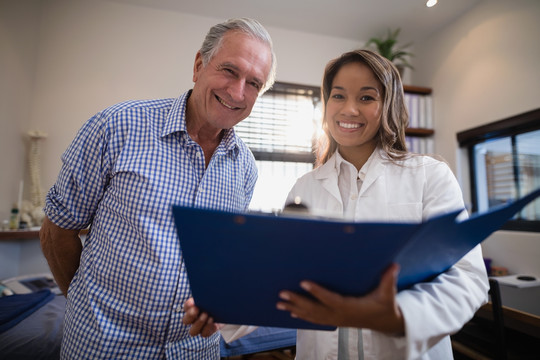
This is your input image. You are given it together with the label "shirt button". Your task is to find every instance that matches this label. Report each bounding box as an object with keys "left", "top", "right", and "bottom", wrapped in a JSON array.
[
  {"left": 175, "top": 306, "right": 182, "bottom": 313},
  {"left": 351, "top": 194, "right": 358, "bottom": 201},
  {"left": 196, "top": 152, "right": 201, "bottom": 158}
]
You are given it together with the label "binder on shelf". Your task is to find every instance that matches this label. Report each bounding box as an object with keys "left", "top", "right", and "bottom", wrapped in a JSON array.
[
  {"left": 425, "top": 95, "right": 433, "bottom": 128},
  {"left": 418, "top": 95, "right": 426, "bottom": 128},
  {"left": 173, "top": 189, "right": 540, "bottom": 330},
  {"left": 405, "top": 93, "right": 420, "bottom": 128}
]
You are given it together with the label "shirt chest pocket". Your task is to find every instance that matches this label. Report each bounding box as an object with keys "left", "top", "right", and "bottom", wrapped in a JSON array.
[{"left": 108, "top": 151, "right": 189, "bottom": 212}]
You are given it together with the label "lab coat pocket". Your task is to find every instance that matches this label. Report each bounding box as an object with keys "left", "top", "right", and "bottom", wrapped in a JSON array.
[{"left": 387, "top": 203, "right": 422, "bottom": 222}]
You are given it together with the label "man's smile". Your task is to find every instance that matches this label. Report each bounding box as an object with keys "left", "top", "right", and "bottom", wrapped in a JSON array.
[{"left": 216, "top": 95, "right": 241, "bottom": 110}]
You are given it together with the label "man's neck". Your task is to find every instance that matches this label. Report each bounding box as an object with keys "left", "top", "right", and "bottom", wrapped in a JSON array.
[{"left": 185, "top": 97, "right": 224, "bottom": 167}]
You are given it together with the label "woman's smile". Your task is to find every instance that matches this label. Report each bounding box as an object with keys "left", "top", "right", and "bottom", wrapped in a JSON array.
[{"left": 337, "top": 121, "right": 364, "bottom": 130}]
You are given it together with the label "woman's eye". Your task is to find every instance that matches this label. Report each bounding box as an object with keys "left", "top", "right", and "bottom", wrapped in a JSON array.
[
  {"left": 331, "top": 94, "right": 344, "bottom": 99},
  {"left": 361, "top": 95, "right": 375, "bottom": 101}
]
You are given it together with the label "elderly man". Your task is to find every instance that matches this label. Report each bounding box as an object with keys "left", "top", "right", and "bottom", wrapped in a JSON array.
[{"left": 40, "top": 18, "right": 276, "bottom": 359}]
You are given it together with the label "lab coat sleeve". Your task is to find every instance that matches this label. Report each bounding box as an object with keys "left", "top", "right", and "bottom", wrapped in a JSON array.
[
  {"left": 220, "top": 325, "right": 258, "bottom": 343},
  {"left": 396, "top": 246, "right": 488, "bottom": 359},
  {"left": 372, "top": 160, "right": 489, "bottom": 359}
]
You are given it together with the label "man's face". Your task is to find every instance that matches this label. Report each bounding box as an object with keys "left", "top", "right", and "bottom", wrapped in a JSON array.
[{"left": 190, "top": 31, "right": 272, "bottom": 130}]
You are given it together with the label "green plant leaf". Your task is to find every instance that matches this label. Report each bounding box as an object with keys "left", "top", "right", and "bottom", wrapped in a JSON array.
[{"left": 363, "top": 28, "right": 414, "bottom": 69}]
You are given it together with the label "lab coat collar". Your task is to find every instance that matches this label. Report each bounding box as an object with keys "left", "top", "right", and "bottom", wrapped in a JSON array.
[{"left": 314, "top": 147, "right": 390, "bottom": 199}]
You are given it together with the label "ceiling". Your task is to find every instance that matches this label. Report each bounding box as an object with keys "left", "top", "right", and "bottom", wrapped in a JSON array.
[{"left": 109, "top": 0, "right": 481, "bottom": 44}]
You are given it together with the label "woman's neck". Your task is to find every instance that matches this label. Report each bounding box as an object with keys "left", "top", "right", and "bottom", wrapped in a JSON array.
[{"left": 338, "top": 141, "right": 377, "bottom": 171}]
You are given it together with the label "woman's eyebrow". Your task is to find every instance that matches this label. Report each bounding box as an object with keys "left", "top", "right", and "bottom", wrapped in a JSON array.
[{"left": 331, "top": 85, "right": 380, "bottom": 92}]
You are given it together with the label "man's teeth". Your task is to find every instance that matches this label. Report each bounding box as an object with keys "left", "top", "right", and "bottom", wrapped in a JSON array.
[
  {"left": 339, "top": 122, "right": 362, "bottom": 129},
  {"left": 217, "top": 96, "right": 236, "bottom": 110}
]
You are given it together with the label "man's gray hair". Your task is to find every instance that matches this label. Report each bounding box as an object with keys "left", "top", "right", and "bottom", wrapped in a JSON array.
[{"left": 200, "top": 18, "right": 277, "bottom": 93}]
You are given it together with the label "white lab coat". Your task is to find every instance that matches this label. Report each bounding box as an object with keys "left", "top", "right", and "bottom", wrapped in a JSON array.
[{"left": 285, "top": 149, "right": 489, "bottom": 360}]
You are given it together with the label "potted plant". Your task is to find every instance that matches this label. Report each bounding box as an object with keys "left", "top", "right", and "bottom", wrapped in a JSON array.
[{"left": 365, "top": 28, "right": 414, "bottom": 76}]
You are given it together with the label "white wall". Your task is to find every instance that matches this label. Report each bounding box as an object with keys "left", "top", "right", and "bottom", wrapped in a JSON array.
[
  {"left": 414, "top": 0, "right": 540, "bottom": 170},
  {"left": 0, "top": 0, "right": 41, "bottom": 221},
  {"left": 413, "top": 0, "right": 540, "bottom": 275}
]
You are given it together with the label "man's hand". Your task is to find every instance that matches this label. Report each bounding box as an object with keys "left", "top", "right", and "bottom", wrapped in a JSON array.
[
  {"left": 39, "top": 216, "right": 82, "bottom": 297},
  {"left": 183, "top": 298, "right": 222, "bottom": 337}
]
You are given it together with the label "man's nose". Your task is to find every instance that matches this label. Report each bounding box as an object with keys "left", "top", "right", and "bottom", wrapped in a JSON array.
[{"left": 227, "top": 79, "right": 246, "bottom": 102}]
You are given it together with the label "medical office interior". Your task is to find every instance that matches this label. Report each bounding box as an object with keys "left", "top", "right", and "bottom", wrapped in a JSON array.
[{"left": 1, "top": 0, "right": 539, "bottom": 358}]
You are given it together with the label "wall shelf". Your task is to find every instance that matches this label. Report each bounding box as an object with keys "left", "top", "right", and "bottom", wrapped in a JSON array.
[
  {"left": 405, "top": 128, "right": 435, "bottom": 137},
  {"left": 0, "top": 229, "right": 88, "bottom": 241},
  {"left": 0, "top": 230, "right": 40, "bottom": 241},
  {"left": 403, "top": 85, "right": 432, "bottom": 95}
]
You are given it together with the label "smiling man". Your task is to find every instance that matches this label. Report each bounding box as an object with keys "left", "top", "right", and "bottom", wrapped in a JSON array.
[{"left": 40, "top": 18, "right": 276, "bottom": 359}]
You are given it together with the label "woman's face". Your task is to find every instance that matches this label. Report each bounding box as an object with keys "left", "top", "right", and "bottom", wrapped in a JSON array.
[{"left": 325, "top": 62, "right": 383, "bottom": 156}]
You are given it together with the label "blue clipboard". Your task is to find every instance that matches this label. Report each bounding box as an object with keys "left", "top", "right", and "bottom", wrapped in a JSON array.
[{"left": 173, "top": 188, "right": 540, "bottom": 330}]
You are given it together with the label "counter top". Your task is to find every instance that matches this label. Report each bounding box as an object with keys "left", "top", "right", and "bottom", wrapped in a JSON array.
[
  {"left": 0, "top": 229, "right": 88, "bottom": 241},
  {"left": 0, "top": 230, "right": 41, "bottom": 240}
]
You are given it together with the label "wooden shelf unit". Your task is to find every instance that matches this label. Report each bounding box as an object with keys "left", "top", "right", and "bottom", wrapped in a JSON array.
[{"left": 403, "top": 85, "right": 434, "bottom": 153}]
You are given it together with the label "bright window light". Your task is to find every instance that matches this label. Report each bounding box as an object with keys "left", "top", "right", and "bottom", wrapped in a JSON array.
[{"left": 234, "top": 82, "right": 322, "bottom": 212}]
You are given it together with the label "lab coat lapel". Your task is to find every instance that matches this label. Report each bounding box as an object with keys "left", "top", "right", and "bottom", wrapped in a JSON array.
[
  {"left": 358, "top": 149, "right": 387, "bottom": 199},
  {"left": 315, "top": 154, "right": 343, "bottom": 210},
  {"left": 354, "top": 149, "right": 391, "bottom": 220}
]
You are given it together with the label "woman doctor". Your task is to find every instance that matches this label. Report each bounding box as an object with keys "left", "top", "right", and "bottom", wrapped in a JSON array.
[
  {"left": 183, "top": 49, "right": 489, "bottom": 359},
  {"left": 274, "top": 49, "right": 489, "bottom": 359}
]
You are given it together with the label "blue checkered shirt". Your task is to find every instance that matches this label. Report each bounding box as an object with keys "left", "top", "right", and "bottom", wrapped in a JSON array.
[{"left": 44, "top": 90, "right": 257, "bottom": 359}]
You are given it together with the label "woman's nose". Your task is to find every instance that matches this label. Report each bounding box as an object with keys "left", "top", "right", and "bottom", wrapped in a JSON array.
[{"left": 342, "top": 99, "right": 359, "bottom": 116}]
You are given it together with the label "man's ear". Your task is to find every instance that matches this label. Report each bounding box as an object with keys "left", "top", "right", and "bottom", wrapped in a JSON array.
[{"left": 193, "top": 51, "right": 204, "bottom": 82}]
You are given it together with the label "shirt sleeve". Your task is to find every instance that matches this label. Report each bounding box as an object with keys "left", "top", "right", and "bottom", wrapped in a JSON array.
[
  {"left": 44, "top": 112, "right": 113, "bottom": 229},
  {"left": 220, "top": 325, "right": 259, "bottom": 343},
  {"left": 243, "top": 152, "right": 258, "bottom": 210}
]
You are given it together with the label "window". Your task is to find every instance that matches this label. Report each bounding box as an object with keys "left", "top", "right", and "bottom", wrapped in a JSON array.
[
  {"left": 457, "top": 108, "right": 540, "bottom": 232},
  {"left": 235, "top": 82, "right": 322, "bottom": 212}
]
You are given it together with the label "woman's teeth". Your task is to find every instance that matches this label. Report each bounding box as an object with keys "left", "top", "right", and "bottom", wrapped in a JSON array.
[{"left": 338, "top": 122, "right": 362, "bottom": 129}]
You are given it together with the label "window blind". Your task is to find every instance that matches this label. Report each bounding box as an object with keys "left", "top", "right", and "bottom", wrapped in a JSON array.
[{"left": 237, "top": 82, "right": 321, "bottom": 211}]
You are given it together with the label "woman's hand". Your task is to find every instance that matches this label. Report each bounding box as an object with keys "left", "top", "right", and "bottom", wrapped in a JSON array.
[
  {"left": 182, "top": 298, "right": 223, "bottom": 337},
  {"left": 276, "top": 263, "right": 405, "bottom": 335}
]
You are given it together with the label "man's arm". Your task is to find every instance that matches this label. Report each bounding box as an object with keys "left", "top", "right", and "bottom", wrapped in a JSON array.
[{"left": 39, "top": 216, "right": 83, "bottom": 297}]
